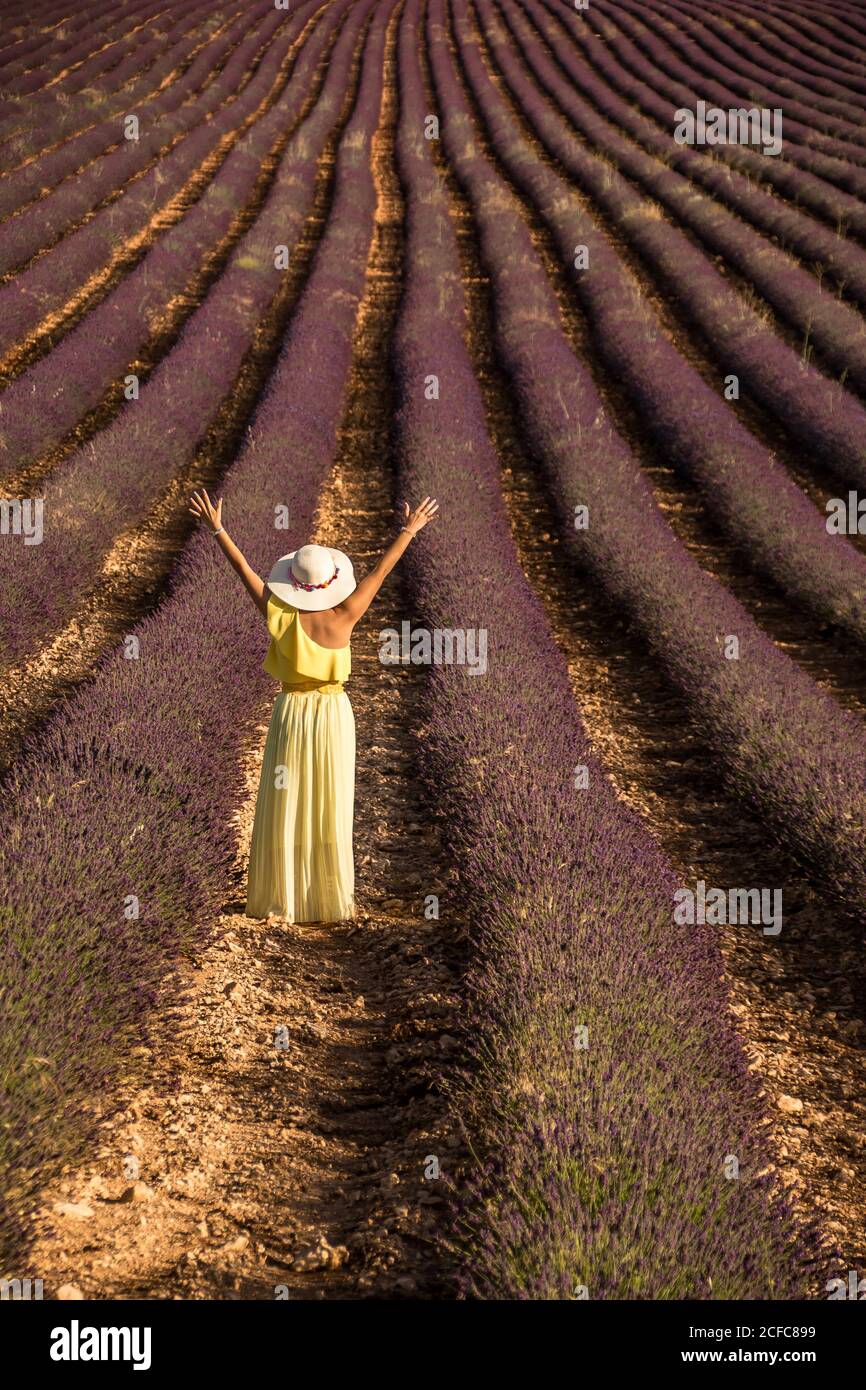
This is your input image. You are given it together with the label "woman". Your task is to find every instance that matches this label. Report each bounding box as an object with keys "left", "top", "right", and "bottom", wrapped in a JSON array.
[{"left": 189, "top": 487, "right": 439, "bottom": 924}]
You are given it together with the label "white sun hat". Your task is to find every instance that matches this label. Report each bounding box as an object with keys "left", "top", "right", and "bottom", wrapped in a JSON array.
[{"left": 267, "top": 544, "right": 356, "bottom": 612}]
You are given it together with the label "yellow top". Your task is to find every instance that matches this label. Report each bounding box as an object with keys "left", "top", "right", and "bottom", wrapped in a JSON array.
[{"left": 263, "top": 593, "right": 351, "bottom": 687}]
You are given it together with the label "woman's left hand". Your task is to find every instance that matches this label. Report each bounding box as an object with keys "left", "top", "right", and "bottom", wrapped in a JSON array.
[
  {"left": 189, "top": 488, "right": 223, "bottom": 533},
  {"left": 401, "top": 497, "right": 439, "bottom": 535}
]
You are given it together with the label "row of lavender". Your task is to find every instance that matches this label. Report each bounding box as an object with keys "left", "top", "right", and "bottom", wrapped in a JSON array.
[
  {"left": 390, "top": 0, "right": 814, "bottom": 1298},
  {"left": 714, "top": 0, "right": 866, "bottom": 65},
  {"left": 0, "top": 0, "right": 218, "bottom": 160},
  {"left": 0, "top": 0, "right": 115, "bottom": 69},
  {"left": 0, "top": 4, "right": 280, "bottom": 330},
  {"left": 676, "top": 0, "right": 866, "bottom": 116},
  {"left": 598, "top": 0, "right": 866, "bottom": 157},
  {"left": 0, "top": 0, "right": 144, "bottom": 77},
  {"left": 520, "top": 0, "right": 866, "bottom": 341},
  {"left": 0, "top": 5, "right": 291, "bottom": 363},
  {"left": 0, "top": 1, "right": 272, "bottom": 244},
  {"left": 0, "top": 0, "right": 360, "bottom": 664},
  {"left": 1, "top": 0, "right": 125, "bottom": 32},
  {"left": 699, "top": 0, "right": 866, "bottom": 94},
  {"left": 439, "top": 0, "right": 866, "bottom": 907},
  {"left": 569, "top": 0, "right": 866, "bottom": 234},
  {"left": 0, "top": 0, "right": 336, "bottom": 482},
  {"left": 589, "top": 0, "right": 866, "bottom": 201},
  {"left": 657, "top": 0, "right": 866, "bottom": 119},
  {"left": 594, "top": 0, "right": 866, "bottom": 202},
  {"left": 487, "top": 0, "right": 866, "bottom": 496},
  {"left": 0, "top": 0, "right": 390, "bottom": 1262},
  {"left": 0, "top": 0, "right": 162, "bottom": 85},
  {"left": 470, "top": 0, "right": 866, "bottom": 652},
  {"left": 0, "top": 0, "right": 189, "bottom": 114},
  {"left": 533, "top": 0, "right": 866, "bottom": 246}
]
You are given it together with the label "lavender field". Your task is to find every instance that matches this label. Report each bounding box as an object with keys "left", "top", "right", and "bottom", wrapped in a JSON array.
[{"left": 1, "top": 0, "right": 865, "bottom": 1305}]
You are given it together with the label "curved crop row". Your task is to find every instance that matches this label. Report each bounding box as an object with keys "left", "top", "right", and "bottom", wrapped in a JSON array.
[
  {"left": 592, "top": 0, "right": 866, "bottom": 158},
  {"left": 0, "top": 0, "right": 220, "bottom": 162},
  {"left": 0, "top": 2, "right": 279, "bottom": 277},
  {"left": 727, "top": 5, "right": 866, "bottom": 85},
  {"left": 0, "top": 0, "right": 391, "bottom": 1264},
  {"left": 0, "top": 0, "right": 153, "bottom": 68},
  {"left": 1, "top": 0, "right": 107, "bottom": 20},
  {"left": 500, "top": 0, "right": 866, "bottom": 390},
  {"left": 517, "top": 0, "right": 866, "bottom": 317},
  {"left": 665, "top": 0, "right": 866, "bottom": 110},
  {"left": 0, "top": 0, "right": 118, "bottom": 75},
  {"left": 0, "top": 0, "right": 364, "bottom": 666},
  {"left": 531, "top": 0, "right": 866, "bottom": 245},
  {"left": 672, "top": 0, "right": 866, "bottom": 92},
  {"left": 475, "top": 0, "right": 866, "bottom": 495},
  {"left": 0, "top": 1, "right": 266, "bottom": 228},
  {"left": 663, "top": 0, "right": 866, "bottom": 109},
  {"left": 0, "top": 0, "right": 144, "bottom": 86},
  {"left": 0, "top": 11, "right": 85, "bottom": 71},
  {"left": 0, "top": 0, "right": 330, "bottom": 474},
  {"left": 735, "top": 0, "right": 866, "bottom": 56},
  {"left": 436, "top": 0, "right": 866, "bottom": 912},
  {"left": 1, "top": 0, "right": 197, "bottom": 99},
  {"left": 0, "top": 0, "right": 214, "bottom": 145},
  {"left": 390, "top": 0, "right": 813, "bottom": 1300},
  {"left": 748, "top": 0, "right": 866, "bottom": 56},
  {"left": 458, "top": 0, "right": 866, "bottom": 651},
  {"left": 592, "top": 0, "right": 866, "bottom": 203},
  {"left": 0, "top": 0, "right": 177, "bottom": 104},
  {"left": 0, "top": 0, "right": 120, "bottom": 65}
]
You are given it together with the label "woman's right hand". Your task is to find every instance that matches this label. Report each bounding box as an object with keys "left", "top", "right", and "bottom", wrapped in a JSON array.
[{"left": 401, "top": 497, "right": 439, "bottom": 535}]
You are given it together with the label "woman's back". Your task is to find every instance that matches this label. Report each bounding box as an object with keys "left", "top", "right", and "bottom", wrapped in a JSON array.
[
  {"left": 263, "top": 594, "right": 351, "bottom": 688},
  {"left": 297, "top": 604, "right": 354, "bottom": 651}
]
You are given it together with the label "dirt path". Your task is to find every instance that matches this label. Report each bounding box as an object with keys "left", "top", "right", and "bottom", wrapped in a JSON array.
[
  {"left": 424, "top": 14, "right": 865, "bottom": 1283},
  {"left": 19, "top": 13, "right": 463, "bottom": 1300}
]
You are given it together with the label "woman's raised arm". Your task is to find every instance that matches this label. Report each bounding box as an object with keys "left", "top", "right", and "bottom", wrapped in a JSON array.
[
  {"left": 189, "top": 489, "right": 269, "bottom": 618},
  {"left": 340, "top": 497, "right": 439, "bottom": 626}
]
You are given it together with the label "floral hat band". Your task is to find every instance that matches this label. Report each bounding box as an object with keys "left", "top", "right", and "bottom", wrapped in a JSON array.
[{"left": 290, "top": 564, "right": 339, "bottom": 592}]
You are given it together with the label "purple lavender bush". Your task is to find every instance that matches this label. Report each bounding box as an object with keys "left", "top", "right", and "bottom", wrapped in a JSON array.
[
  {"left": 462, "top": 0, "right": 866, "bottom": 649},
  {"left": 0, "top": 2, "right": 301, "bottom": 344},
  {"left": 529, "top": 0, "right": 866, "bottom": 242}
]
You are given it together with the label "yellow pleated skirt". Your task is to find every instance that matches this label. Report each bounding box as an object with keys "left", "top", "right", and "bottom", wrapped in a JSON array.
[{"left": 246, "top": 684, "right": 356, "bottom": 923}]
